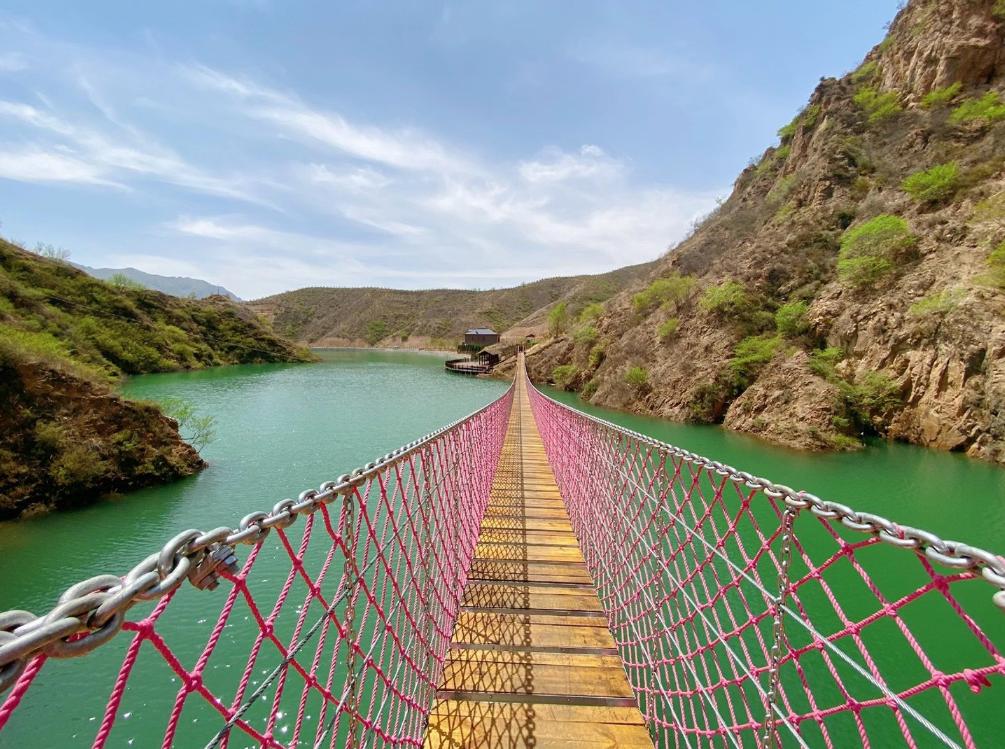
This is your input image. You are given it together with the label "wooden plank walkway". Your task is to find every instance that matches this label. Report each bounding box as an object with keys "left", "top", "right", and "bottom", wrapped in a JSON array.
[{"left": 424, "top": 360, "right": 654, "bottom": 748}]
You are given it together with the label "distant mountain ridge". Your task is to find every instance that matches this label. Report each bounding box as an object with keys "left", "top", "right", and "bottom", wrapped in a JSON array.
[
  {"left": 249, "top": 262, "right": 656, "bottom": 349},
  {"left": 76, "top": 264, "right": 240, "bottom": 300}
]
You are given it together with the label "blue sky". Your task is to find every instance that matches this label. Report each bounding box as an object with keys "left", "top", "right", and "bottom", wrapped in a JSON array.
[{"left": 0, "top": 1, "right": 900, "bottom": 299}]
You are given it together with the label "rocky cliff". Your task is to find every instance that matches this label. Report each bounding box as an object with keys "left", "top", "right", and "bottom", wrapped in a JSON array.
[
  {"left": 514, "top": 0, "right": 1005, "bottom": 464},
  {"left": 0, "top": 240, "right": 312, "bottom": 519}
]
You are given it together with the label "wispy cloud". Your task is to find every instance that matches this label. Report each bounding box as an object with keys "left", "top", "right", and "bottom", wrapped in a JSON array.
[
  {"left": 187, "top": 66, "right": 477, "bottom": 174},
  {"left": 0, "top": 148, "right": 123, "bottom": 187},
  {"left": 567, "top": 40, "right": 714, "bottom": 81}
]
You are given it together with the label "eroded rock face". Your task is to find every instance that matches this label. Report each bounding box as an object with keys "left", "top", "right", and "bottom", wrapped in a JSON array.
[
  {"left": 723, "top": 352, "right": 847, "bottom": 451},
  {"left": 524, "top": 0, "right": 1005, "bottom": 464}
]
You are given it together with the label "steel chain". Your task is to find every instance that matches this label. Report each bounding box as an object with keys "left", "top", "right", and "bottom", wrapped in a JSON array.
[
  {"left": 535, "top": 390, "right": 1005, "bottom": 611},
  {"left": 758, "top": 505, "right": 799, "bottom": 749},
  {"left": 0, "top": 391, "right": 511, "bottom": 695}
]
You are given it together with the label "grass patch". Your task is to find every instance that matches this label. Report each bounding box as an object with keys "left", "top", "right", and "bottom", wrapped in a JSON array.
[
  {"left": 551, "top": 364, "right": 579, "bottom": 389},
  {"left": 730, "top": 334, "right": 782, "bottom": 387},
  {"left": 657, "top": 317, "right": 680, "bottom": 340},
  {"left": 775, "top": 300, "right": 810, "bottom": 336},
  {"left": 624, "top": 366, "right": 649, "bottom": 389},
  {"left": 908, "top": 288, "right": 963, "bottom": 317},
  {"left": 973, "top": 192, "right": 1005, "bottom": 222},
  {"left": 837, "top": 214, "right": 917, "bottom": 288},
  {"left": 921, "top": 82, "right": 962, "bottom": 108},
  {"left": 950, "top": 92, "right": 1005, "bottom": 125},
  {"left": 632, "top": 274, "right": 696, "bottom": 313},
  {"left": 853, "top": 87, "right": 902, "bottom": 123},
  {"left": 901, "top": 162, "right": 960, "bottom": 203},
  {"left": 986, "top": 241, "right": 1005, "bottom": 289}
]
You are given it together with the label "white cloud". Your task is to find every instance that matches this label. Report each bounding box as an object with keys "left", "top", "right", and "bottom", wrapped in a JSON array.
[
  {"left": 187, "top": 66, "right": 477, "bottom": 174},
  {"left": 0, "top": 147, "right": 124, "bottom": 187},
  {"left": 519, "top": 144, "right": 622, "bottom": 183}
]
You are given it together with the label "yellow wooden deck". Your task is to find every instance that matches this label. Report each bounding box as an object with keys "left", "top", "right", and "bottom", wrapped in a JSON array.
[{"left": 424, "top": 361, "right": 654, "bottom": 748}]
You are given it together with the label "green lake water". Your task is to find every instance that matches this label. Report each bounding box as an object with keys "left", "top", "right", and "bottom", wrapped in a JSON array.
[{"left": 0, "top": 350, "right": 1002, "bottom": 747}]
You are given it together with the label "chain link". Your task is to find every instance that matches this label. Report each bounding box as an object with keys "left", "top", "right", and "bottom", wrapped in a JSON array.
[
  {"left": 535, "top": 389, "right": 1005, "bottom": 611},
  {"left": 758, "top": 506, "right": 799, "bottom": 749},
  {"left": 0, "top": 389, "right": 512, "bottom": 695}
]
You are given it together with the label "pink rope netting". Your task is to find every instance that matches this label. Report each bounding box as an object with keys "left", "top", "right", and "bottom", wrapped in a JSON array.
[
  {"left": 0, "top": 388, "right": 513, "bottom": 749},
  {"left": 528, "top": 384, "right": 1005, "bottom": 749}
]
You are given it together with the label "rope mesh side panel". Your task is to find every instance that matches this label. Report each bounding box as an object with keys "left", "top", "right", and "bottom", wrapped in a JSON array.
[
  {"left": 0, "top": 388, "right": 513, "bottom": 749},
  {"left": 528, "top": 384, "right": 1005, "bottom": 749}
]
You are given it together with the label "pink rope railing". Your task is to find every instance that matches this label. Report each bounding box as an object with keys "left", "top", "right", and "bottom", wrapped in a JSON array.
[
  {"left": 528, "top": 382, "right": 1005, "bottom": 749},
  {"left": 0, "top": 386, "right": 513, "bottom": 749}
]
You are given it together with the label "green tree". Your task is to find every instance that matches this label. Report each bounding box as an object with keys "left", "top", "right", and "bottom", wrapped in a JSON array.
[
  {"left": 548, "top": 302, "right": 569, "bottom": 336},
  {"left": 160, "top": 397, "right": 216, "bottom": 453}
]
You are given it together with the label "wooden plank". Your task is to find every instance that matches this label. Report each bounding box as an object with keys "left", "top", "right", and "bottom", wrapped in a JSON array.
[
  {"left": 424, "top": 358, "right": 652, "bottom": 749},
  {"left": 451, "top": 612, "right": 616, "bottom": 649},
  {"left": 426, "top": 700, "right": 654, "bottom": 748}
]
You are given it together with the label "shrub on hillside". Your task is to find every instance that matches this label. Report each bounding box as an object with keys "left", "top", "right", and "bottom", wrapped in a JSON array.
[
  {"left": 581, "top": 378, "right": 599, "bottom": 400},
  {"left": 657, "top": 317, "right": 680, "bottom": 341},
  {"left": 632, "top": 274, "right": 696, "bottom": 313},
  {"left": 573, "top": 325, "right": 599, "bottom": 346},
  {"left": 809, "top": 347, "right": 843, "bottom": 380},
  {"left": 778, "top": 104, "right": 821, "bottom": 142},
  {"left": 995, "top": 0, "right": 1005, "bottom": 19},
  {"left": 774, "top": 300, "right": 809, "bottom": 336},
  {"left": 729, "top": 334, "right": 782, "bottom": 387},
  {"left": 921, "top": 82, "right": 962, "bottom": 108},
  {"left": 578, "top": 302, "right": 604, "bottom": 324},
  {"left": 699, "top": 280, "right": 750, "bottom": 316},
  {"left": 588, "top": 343, "right": 606, "bottom": 369},
  {"left": 548, "top": 302, "right": 569, "bottom": 336},
  {"left": 551, "top": 364, "right": 579, "bottom": 390},
  {"left": 841, "top": 372, "right": 902, "bottom": 429},
  {"left": 950, "top": 92, "right": 1005, "bottom": 125},
  {"left": 837, "top": 215, "right": 917, "bottom": 288},
  {"left": 851, "top": 61, "right": 879, "bottom": 85},
  {"left": 853, "top": 87, "right": 902, "bottom": 123},
  {"left": 901, "top": 163, "right": 960, "bottom": 203},
  {"left": 624, "top": 366, "right": 649, "bottom": 389}
]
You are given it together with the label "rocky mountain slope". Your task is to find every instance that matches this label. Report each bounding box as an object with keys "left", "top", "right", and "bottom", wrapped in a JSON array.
[
  {"left": 249, "top": 262, "right": 655, "bottom": 349},
  {"left": 0, "top": 240, "right": 311, "bottom": 519},
  {"left": 513, "top": 0, "right": 1005, "bottom": 465}
]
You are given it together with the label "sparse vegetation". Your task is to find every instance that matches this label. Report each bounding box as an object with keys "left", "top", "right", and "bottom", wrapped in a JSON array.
[
  {"left": 809, "top": 347, "right": 844, "bottom": 380},
  {"left": 730, "top": 334, "right": 782, "bottom": 387},
  {"left": 657, "top": 317, "right": 680, "bottom": 340},
  {"left": 778, "top": 104, "right": 822, "bottom": 142},
  {"left": 853, "top": 87, "right": 902, "bottom": 123},
  {"left": 700, "top": 280, "right": 750, "bottom": 316},
  {"left": 588, "top": 343, "right": 606, "bottom": 369},
  {"left": 548, "top": 302, "right": 570, "bottom": 336},
  {"left": 624, "top": 366, "right": 649, "bottom": 389},
  {"left": 108, "top": 273, "right": 145, "bottom": 290},
  {"left": 551, "top": 364, "right": 579, "bottom": 390},
  {"left": 995, "top": 0, "right": 1005, "bottom": 19},
  {"left": 632, "top": 274, "right": 696, "bottom": 313},
  {"left": 901, "top": 162, "right": 960, "bottom": 203},
  {"left": 973, "top": 192, "right": 1005, "bottom": 222},
  {"left": 841, "top": 372, "right": 902, "bottom": 430},
  {"left": 365, "top": 319, "right": 389, "bottom": 345},
  {"left": 775, "top": 300, "right": 810, "bottom": 336},
  {"left": 921, "top": 82, "right": 962, "bottom": 108},
  {"left": 986, "top": 241, "right": 1005, "bottom": 289},
  {"left": 581, "top": 378, "right": 599, "bottom": 400},
  {"left": 160, "top": 397, "right": 217, "bottom": 452},
  {"left": 578, "top": 302, "right": 604, "bottom": 324},
  {"left": 949, "top": 92, "right": 1005, "bottom": 125},
  {"left": 573, "top": 325, "right": 599, "bottom": 346},
  {"left": 837, "top": 214, "right": 917, "bottom": 287},
  {"left": 908, "top": 288, "right": 963, "bottom": 317},
  {"left": 851, "top": 60, "right": 879, "bottom": 84}
]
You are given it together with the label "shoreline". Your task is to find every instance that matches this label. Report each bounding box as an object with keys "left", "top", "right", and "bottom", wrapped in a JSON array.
[{"left": 310, "top": 345, "right": 460, "bottom": 357}]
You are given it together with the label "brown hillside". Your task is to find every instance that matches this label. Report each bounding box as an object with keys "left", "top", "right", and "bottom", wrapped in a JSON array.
[
  {"left": 248, "top": 262, "right": 655, "bottom": 348},
  {"left": 512, "top": 0, "right": 1005, "bottom": 465}
]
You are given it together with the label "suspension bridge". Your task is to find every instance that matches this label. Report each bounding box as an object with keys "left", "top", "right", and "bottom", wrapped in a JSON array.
[{"left": 1, "top": 353, "right": 1003, "bottom": 747}]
